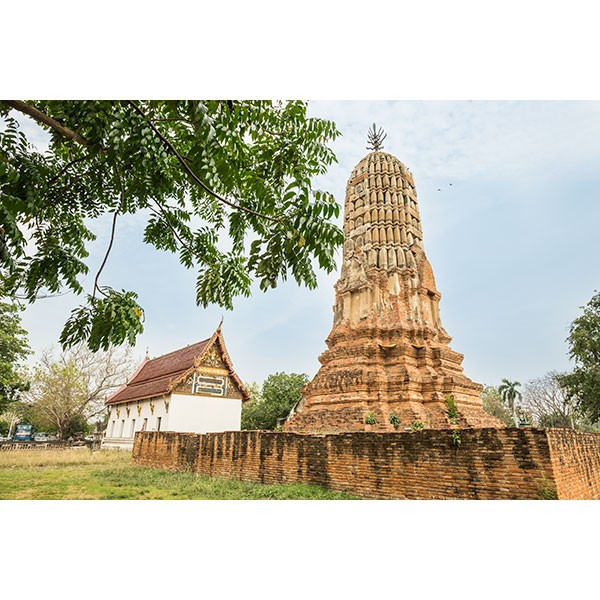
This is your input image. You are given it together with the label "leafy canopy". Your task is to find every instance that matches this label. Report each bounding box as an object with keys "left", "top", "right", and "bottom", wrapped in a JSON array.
[
  {"left": 559, "top": 291, "right": 600, "bottom": 421},
  {"left": 0, "top": 100, "right": 343, "bottom": 351},
  {"left": 481, "top": 385, "right": 514, "bottom": 427},
  {"left": 241, "top": 372, "right": 309, "bottom": 430},
  {"left": 23, "top": 344, "right": 134, "bottom": 439},
  {"left": 0, "top": 300, "right": 31, "bottom": 411}
]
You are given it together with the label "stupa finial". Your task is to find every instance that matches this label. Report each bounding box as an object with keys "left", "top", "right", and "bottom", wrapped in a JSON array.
[{"left": 366, "top": 123, "right": 387, "bottom": 151}]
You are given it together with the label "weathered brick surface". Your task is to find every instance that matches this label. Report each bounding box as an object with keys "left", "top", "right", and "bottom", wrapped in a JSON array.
[
  {"left": 284, "top": 151, "right": 504, "bottom": 434},
  {"left": 132, "top": 428, "right": 600, "bottom": 499},
  {"left": 546, "top": 429, "right": 600, "bottom": 499}
]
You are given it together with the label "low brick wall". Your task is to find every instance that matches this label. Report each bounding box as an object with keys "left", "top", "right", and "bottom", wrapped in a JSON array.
[
  {"left": 132, "top": 428, "right": 600, "bottom": 499},
  {"left": 546, "top": 429, "right": 600, "bottom": 499}
]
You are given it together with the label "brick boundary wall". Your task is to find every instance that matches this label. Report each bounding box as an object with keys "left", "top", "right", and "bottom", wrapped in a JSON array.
[
  {"left": 546, "top": 429, "right": 600, "bottom": 499},
  {"left": 132, "top": 428, "right": 600, "bottom": 499}
]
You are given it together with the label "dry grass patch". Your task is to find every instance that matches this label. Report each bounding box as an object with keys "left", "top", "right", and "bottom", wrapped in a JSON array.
[
  {"left": 0, "top": 448, "right": 130, "bottom": 468},
  {"left": 0, "top": 449, "right": 357, "bottom": 500}
]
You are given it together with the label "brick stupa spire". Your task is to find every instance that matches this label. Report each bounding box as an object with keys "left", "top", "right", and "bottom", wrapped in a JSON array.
[{"left": 285, "top": 147, "right": 504, "bottom": 433}]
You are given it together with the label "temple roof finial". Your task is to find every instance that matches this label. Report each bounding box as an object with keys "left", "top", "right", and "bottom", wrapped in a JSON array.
[{"left": 366, "top": 123, "right": 387, "bottom": 151}]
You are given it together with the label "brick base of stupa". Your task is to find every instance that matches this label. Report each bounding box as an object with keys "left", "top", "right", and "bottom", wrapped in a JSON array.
[
  {"left": 284, "top": 398, "right": 504, "bottom": 434},
  {"left": 284, "top": 321, "right": 505, "bottom": 434}
]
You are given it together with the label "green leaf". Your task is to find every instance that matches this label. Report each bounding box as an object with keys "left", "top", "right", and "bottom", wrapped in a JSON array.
[{"left": 1, "top": 100, "right": 342, "bottom": 351}]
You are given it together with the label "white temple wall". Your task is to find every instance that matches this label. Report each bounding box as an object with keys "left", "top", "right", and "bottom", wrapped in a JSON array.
[
  {"left": 103, "top": 397, "right": 170, "bottom": 449},
  {"left": 168, "top": 393, "right": 242, "bottom": 433}
]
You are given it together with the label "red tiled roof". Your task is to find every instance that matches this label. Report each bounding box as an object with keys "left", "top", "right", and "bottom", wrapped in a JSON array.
[{"left": 107, "top": 338, "right": 211, "bottom": 405}]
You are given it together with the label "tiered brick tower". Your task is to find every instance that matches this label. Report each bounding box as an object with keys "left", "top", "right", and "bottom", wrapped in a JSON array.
[{"left": 285, "top": 144, "right": 504, "bottom": 433}]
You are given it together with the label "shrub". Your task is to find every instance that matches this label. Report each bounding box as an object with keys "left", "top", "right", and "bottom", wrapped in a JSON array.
[
  {"left": 538, "top": 473, "right": 558, "bottom": 500},
  {"left": 365, "top": 412, "right": 378, "bottom": 425},
  {"left": 446, "top": 394, "right": 458, "bottom": 424}
]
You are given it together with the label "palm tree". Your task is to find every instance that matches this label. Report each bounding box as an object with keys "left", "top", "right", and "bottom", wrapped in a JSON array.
[{"left": 498, "top": 379, "right": 522, "bottom": 427}]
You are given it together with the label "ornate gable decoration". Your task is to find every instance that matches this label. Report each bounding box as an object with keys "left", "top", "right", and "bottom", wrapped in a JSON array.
[
  {"left": 199, "top": 345, "right": 226, "bottom": 369},
  {"left": 169, "top": 327, "right": 249, "bottom": 402}
]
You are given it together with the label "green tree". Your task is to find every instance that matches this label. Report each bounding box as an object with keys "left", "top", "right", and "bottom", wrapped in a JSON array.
[
  {"left": 24, "top": 344, "right": 134, "bottom": 439},
  {"left": 498, "top": 378, "right": 522, "bottom": 427},
  {"left": 0, "top": 300, "right": 31, "bottom": 412},
  {"left": 0, "top": 100, "right": 343, "bottom": 352},
  {"left": 241, "top": 372, "right": 309, "bottom": 430},
  {"left": 559, "top": 292, "right": 600, "bottom": 422},
  {"left": 239, "top": 381, "right": 263, "bottom": 430},
  {"left": 481, "top": 385, "right": 514, "bottom": 426}
]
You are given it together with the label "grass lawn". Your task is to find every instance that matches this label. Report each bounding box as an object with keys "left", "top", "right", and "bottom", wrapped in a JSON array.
[{"left": 0, "top": 449, "right": 358, "bottom": 500}]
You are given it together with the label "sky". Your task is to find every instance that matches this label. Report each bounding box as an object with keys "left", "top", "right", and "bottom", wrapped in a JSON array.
[{"left": 15, "top": 100, "right": 600, "bottom": 389}]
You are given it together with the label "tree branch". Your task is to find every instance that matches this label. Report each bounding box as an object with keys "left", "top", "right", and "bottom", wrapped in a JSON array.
[
  {"left": 6, "top": 100, "right": 283, "bottom": 225},
  {"left": 2, "top": 100, "right": 89, "bottom": 145},
  {"left": 150, "top": 117, "right": 194, "bottom": 126},
  {"left": 147, "top": 203, "right": 195, "bottom": 254},
  {"left": 92, "top": 166, "right": 123, "bottom": 299},
  {"left": 48, "top": 154, "right": 93, "bottom": 185},
  {"left": 127, "top": 101, "right": 281, "bottom": 224},
  {"left": 126, "top": 168, "right": 205, "bottom": 266},
  {"left": 12, "top": 290, "right": 72, "bottom": 300}
]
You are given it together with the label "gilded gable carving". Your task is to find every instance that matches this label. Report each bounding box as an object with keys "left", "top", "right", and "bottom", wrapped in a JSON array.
[
  {"left": 149, "top": 332, "right": 250, "bottom": 403},
  {"left": 225, "top": 378, "right": 243, "bottom": 400},
  {"left": 200, "top": 346, "right": 225, "bottom": 369}
]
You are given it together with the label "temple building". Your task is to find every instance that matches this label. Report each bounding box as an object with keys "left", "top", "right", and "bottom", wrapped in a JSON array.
[
  {"left": 102, "top": 325, "right": 249, "bottom": 449},
  {"left": 285, "top": 131, "right": 503, "bottom": 433}
]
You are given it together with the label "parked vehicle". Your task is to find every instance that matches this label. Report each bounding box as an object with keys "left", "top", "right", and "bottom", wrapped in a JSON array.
[
  {"left": 12, "top": 423, "right": 34, "bottom": 442},
  {"left": 34, "top": 433, "right": 51, "bottom": 442}
]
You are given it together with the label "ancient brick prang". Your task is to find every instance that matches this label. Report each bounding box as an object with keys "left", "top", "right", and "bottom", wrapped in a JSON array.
[{"left": 285, "top": 150, "right": 502, "bottom": 433}]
